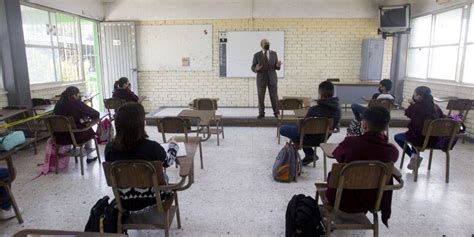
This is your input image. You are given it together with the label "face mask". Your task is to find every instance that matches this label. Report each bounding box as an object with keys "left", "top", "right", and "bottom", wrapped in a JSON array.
[{"left": 263, "top": 44, "right": 270, "bottom": 50}]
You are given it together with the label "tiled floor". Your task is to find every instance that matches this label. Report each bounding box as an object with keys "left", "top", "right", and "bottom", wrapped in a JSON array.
[{"left": 1, "top": 126, "right": 473, "bottom": 236}]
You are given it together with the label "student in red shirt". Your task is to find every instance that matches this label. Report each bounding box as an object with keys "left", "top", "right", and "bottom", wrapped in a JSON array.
[
  {"left": 394, "top": 86, "right": 444, "bottom": 170},
  {"left": 112, "top": 77, "right": 139, "bottom": 102},
  {"left": 326, "top": 106, "right": 399, "bottom": 226}
]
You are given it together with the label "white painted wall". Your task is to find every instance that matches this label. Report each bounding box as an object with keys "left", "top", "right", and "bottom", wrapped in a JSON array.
[
  {"left": 411, "top": 0, "right": 472, "bottom": 16},
  {"left": 24, "top": 0, "right": 105, "bottom": 20},
  {"left": 105, "top": 0, "right": 378, "bottom": 21}
]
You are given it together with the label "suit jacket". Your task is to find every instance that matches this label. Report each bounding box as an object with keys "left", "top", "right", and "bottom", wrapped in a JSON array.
[{"left": 251, "top": 50, "right": 280, "bottom": 86}]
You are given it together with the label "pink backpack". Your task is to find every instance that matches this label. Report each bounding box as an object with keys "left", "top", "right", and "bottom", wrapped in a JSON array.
[
  {"left": 35, "top": 138, "right": 71, "bottom": 178},
  {"left": 96, "top": 118, "right": 114, "bottom": 144}
]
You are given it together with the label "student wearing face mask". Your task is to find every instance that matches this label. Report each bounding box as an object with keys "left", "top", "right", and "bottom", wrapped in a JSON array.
[
  {"left": 394, "top": 86, "right": 444, "bottom": 170},
  {"left": 251, "top": 39, "right": 282, "bottom": 119}
]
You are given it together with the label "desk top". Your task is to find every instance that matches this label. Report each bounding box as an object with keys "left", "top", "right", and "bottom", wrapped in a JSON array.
[
  {"left": 333, "top": 82, "right": 379, "bottom": 86},
  {"left": 178, "top": 109, "right": 215, "bottom": 126},
  {"left": 294, "top": 108, "right": 309, "bottom": 118},
  {"left": 177, "top": 143, "right": 197, "bottom": 178},
  {"left": 433, "top": 96, "right": 459, "bottom": 102},
  {"left": 320, "top": 143, "right": 339, "bottom": 158},
  {"left": 0, "top": 109, "right": 28, "bottom": 122},
  {"left": 14, "top": 229, "right": 127, "bottom": 237}
]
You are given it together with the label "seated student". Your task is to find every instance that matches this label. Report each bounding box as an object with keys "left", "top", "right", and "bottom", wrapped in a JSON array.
[
  {"left": 53, "top": 86, "right": 100, "bottom": 163},
  {"left": 0, "top": 168, "right": 20, "bottom": 220},
  {"left": 112, "top": 77, "right": 139, "bottom": 102},
  {"left": 351, "top": 79, "right": 394, "bottom": 122},
  {"left": 280, "top": 81, "right": 341, "bottom": 166},
  {"left": 105, "top": 103, "right": 179, "bottom": 211},
  {"left": 394, "top": 86, "right": 444, "bottom": 170},
  {"left": 326, "top": 107, "right": 398, "bottom": 226}
]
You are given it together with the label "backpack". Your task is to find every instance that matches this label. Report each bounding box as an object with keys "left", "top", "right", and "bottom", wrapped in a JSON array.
[
  {"left": 273, "top": 142, "right": 302, "bottom": 182},
  {"left": 34, "top": 138, "right": 71, "bottom": 179},
  {"left": 96, "top": 118, "right": 114, "bottom": 144},
  {"left": 84, "top": 196, "right": 126, "bottom": 233},
  {"left": 346, "top": 118, "right": 362, "bottom": 137},
  {"left": 285, "top": 194, "right": 326, "bottom": 237}
]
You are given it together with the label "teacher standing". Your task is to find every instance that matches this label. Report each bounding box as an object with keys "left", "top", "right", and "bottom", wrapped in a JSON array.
[{"left": 251, "top": 39, "right": 282, "bottom": 119}]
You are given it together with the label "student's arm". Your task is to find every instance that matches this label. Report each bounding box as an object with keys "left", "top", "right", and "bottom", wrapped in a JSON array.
[
  {"left": 128, "top": 90, "right": 139, "bottom": 102},
  {"left": 275, "top": 52, "right": 281, "bottom": 70},
  {"left": 251, "top": 53, "right": 260, "bottom": 73},
  {"left": 404, "top": 103, "right": 415, "bottom": 119},
  {"left": 76, "top": 100, "right": 100, "bottom": 119},
  {"left": 157, "top": 141, "right": 178, "bottom": 168}
]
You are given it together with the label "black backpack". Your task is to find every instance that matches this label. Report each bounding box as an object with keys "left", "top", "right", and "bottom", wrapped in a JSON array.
[
  {"left": 84, "top": 196, "right": 124, "bottom": 233},
  {"left": 285, "top": 194, "right": 326, "bottom": 237}
]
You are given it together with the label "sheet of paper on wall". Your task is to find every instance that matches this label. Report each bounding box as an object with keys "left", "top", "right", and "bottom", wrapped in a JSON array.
[{"left": 160, "top": 142, "right": 187, "bottom": 157}]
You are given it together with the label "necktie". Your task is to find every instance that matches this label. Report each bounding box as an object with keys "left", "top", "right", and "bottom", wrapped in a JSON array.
[{"left": 264, "top": 51, "right": 269, "bottom": 63}]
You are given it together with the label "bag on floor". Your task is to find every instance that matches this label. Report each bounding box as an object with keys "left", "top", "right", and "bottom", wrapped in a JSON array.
[
  {"left": 38, "top": 138, "right": 71, "bottom": 175},
  {"left": 0, "top": 131, "right": 26, "bottom": 151},
  {"left": 346, "top": 118, "right": 362, "bottom": 137},
  {"left": 84, "top": 196, "right": 123, "bottom": 233},
  {"left": 96, "top": 118, "right": 114, "bottom": 144},
  {"left": 273, "top": 142, "right": 302, "bottom": 182},
  {"left": 285, "top": 194, "right": 325, "bottom": 237}
]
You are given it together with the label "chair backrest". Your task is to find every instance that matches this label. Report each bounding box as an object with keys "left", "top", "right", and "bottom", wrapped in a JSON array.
[
  {"left": 446, "top": 99, "right": 472, "bottom": 122},
  {"left": 368, "top": 99, "right": 395, "bottom": 111},
  {"left": 103, "top": 160, "right": 167, "bottom": 212},
  {"left": 43, "top": 115, "right": 78, "bottom": 145},
  {"left": 279, "top": 98, "right": 303, "bottom": 111},
  {"left": 298, "top": 117, "right": 333, "bottom": 147},
  {"left": 420, "top": 118, "right": 460, "bottom": 150},
  {"left": 328, "top": 161, "right": 393, "bottom": 212},
  {"left": 157, "top": 116, "right": 192, "bottom": 143},
  {"left": 194, "top": 98, "right": 218, "bottom": 111}
]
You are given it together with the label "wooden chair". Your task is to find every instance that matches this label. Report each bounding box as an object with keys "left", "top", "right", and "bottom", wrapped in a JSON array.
[
  {"left": 399, "top": 118, "right": 460, "bottom": 183},
  {"left": 103, "top": 160, "right": 184, "bottom": 237},
  {"left": 0, "top": 155, "right": 23, "bottom": 224},
  {"left": 446, "top": 99, "right": 472, "bottom": 144},
  {"left": 157, "top": 117, "right": 204, "bottom": 169},
  {"left": 103, "top": 98, "right": 126, "bottom": 122},
  {"left": 277, "top": 98, "right": 303, "bottom": 144},
  {"left": 194, "top": 98, "right": 224, "bottom": 146},
  {"left": 43, "top": 115, "right": 102, "bottom": 175},
  {"left": 315, "top": 161, "right": 403, "bottom": 237},
  {"left": 297, "top": 118, "right": 333, "bottom": 176},
  {"left": 368, "top": 99, "right": 395, "bottom": 137}
]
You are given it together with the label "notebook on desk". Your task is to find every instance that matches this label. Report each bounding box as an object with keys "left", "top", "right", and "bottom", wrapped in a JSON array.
[{"left": 160, "top": 142, "right": 187, "bottom": 157}]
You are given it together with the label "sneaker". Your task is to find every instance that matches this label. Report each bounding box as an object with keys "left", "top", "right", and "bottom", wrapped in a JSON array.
[
  {"left": 302, "top": 154, "right": 319, "bottom": 166},
  {"left": 86, "top": 157, "right": 98, "bottom": 164},
  {"left": 407, "top": 156, "right": 423, "bottom": 170},
  {"left": 0, "top": 207, "right": 22, "bottom": 220}
]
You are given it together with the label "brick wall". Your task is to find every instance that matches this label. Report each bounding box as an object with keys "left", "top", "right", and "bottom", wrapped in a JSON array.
[
  {"left": 137, "top": 18, "right": 393, "bottom": 112},
  {"left": 403, "top": 80, "right": 474, "bottom": 138}
]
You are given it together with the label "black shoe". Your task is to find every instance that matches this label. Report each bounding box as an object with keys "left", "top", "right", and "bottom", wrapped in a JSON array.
[
  {"left": 86, "top": 157, "right": 98, "bottom": 164},
  {"left": 302, "top": 154, "right": 318, "bottom": 166},
  {"left": 274, "top": 113, "right": 279, "bottom": 118},
  {"left": 257, "top": 114, "right": 264, "bottom": 119}
]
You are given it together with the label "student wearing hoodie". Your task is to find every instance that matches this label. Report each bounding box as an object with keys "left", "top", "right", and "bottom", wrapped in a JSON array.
[
  {"left": 112, "top": 77, "right": 139, "bottom": 102},
  {"left": 280, "top": 81, "right": 341, "bottom": 165}
]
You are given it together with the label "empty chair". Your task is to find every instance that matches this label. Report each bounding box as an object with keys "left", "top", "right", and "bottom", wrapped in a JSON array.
[
  {"left": 194, "top": 98, "right": 224, "bottom": 146},
  {"left": 399, "top": 118, "right": 460, "bottom": 182},
  {"left": 44, "top": 115, "right": 102, "bottom": 175},
  {"left": 446, "top": 99, "right": 472, "bottom": 144},
  {"left": 315, "top": 161, "right": 403, "bottom": 237},
  {"left": 157, "top": 117, "right": 204, "bottom": 169},
  {"left": 103, "top": 160, "right": 183, "bottom": 237},
  {"left": 277, "top": 98, "right": 303, "bottom": 144},
  {"left": 297, "top": 117, "right": 333, "bottom": 175}
]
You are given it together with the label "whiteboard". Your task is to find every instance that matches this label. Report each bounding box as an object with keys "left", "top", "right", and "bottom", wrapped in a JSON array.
[
  {"left": 137, "top": 25, "right": 212, "bottom": 71},
  {"left": 225, "top": 31, "right": 284, "bottom": 78}
]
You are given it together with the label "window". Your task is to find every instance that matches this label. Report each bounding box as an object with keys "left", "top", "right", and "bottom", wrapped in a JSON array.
[
  {"left": 21, "top": 5, "right": 85, "bottom": 84},
  {"left": 407, "top": 6, "right": 474, "bottom": 83}
]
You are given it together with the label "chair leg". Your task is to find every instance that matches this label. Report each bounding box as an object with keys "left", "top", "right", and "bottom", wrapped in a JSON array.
[
  {"left": 164, "top": 212, "right": 170, "bottom": 237},
  {"left": 325, "top": 215, "right": 332, "bottom": 237},
  {"left": 413, "top": 153, "right": 419, "bottom": 182},
  {"left": 323, "top": 154, "right": 327, "bottom": 181},
  {"left": 428, "top": 149, "right": 433, "bottom": 170},
  {"left": 216, "top": 122, "right": 220, "bottom": 146},
  {"left": 313, "top": 147, "right": 317, "bottom": 168},
  {"left": 175, "top": 192, "right": 182, "bottom": 229},
  {"left": 400, "top": 142, "right": 408, "bottom": 169},
  {"left": 75, "top": 157, "right": 78, "bottom": 164},
  {"left": 94, "top": 138, "right": 102, "bottom": 163},
  {"left": 79, "top": 146, "right": 84, "bottom": 176},
  {"left": 55, "top": 146, "right": 60, "bottom": 174},
  {"left": 221, "top": 118, "right": 225, "bottom": 139},
  {"left": 199, "top": 142, "right": 204, "bottom": 169},
  {"left": 446, "top": 151, "right": 450, "bottom": 183},
  {"left": 34, "top": 131, "right": 38, "bottom": 155},
  {"left": 4, "top": 185, "right": 23, "bottom": 224},
  {"left": 373, "top": 212, "right": 379, "bottom": 237}
]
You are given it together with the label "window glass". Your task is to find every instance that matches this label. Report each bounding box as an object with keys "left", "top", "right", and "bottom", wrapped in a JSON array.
[
  {"left": 406, "top": 48, "right": 429, "bottom": 79},
  {"left": 409, "top": 15, "right": 432, "bottom": 47},
  {"left": 429, "top": 46, "right": 459, "bottom": 80},
  {"left": 462, "top": 44, "right": 474, "bottom": 83},
  {"left": 21, "top": 6, "right": 51, "bottom": 46},
  {"left": 433, "top": 8, "right": 463, "bottom": 45},
  {"left": 25, "top": 47, "right": 56, "bottom": 84}
]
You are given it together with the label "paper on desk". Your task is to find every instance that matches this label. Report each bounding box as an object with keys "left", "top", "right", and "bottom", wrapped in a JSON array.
[{"left": 160, "top": 142, "right": 187, "bottom": 157}]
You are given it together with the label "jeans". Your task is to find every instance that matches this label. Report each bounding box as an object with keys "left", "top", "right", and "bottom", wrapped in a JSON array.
[
  {"left": 351, "top": 103, "right": 367, "bottom": 121},
  {"left": 0, "top": 168, "right": 11, "bottom": 210},
  {"left": 279, "top": 125, "right": 315, "bottom": 157},
  {"left": 394, "top": 133, "right": 416, "bottom": 157}
]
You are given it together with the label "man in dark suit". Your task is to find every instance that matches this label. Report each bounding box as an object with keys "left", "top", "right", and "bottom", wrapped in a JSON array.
[{"left": 251, "top": 39, "right": 282, "bottom": 119}]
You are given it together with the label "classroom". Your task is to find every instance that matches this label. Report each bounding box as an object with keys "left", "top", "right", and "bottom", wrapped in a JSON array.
[{"left": 0, "top": 0, "right": 473, "bottom": 236}]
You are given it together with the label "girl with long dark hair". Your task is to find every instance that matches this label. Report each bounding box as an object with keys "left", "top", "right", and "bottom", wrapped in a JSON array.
[
  {"left": 394, "top": 86, "right": 444, "bottom": 170},
  {"left": 112, "top": 77, "right": 139, "bottom": 102}
]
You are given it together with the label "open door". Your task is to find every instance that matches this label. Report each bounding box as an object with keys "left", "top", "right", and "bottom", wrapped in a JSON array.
[{"left": 99, "top": 22, "right": 138, "bottom": 98}]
